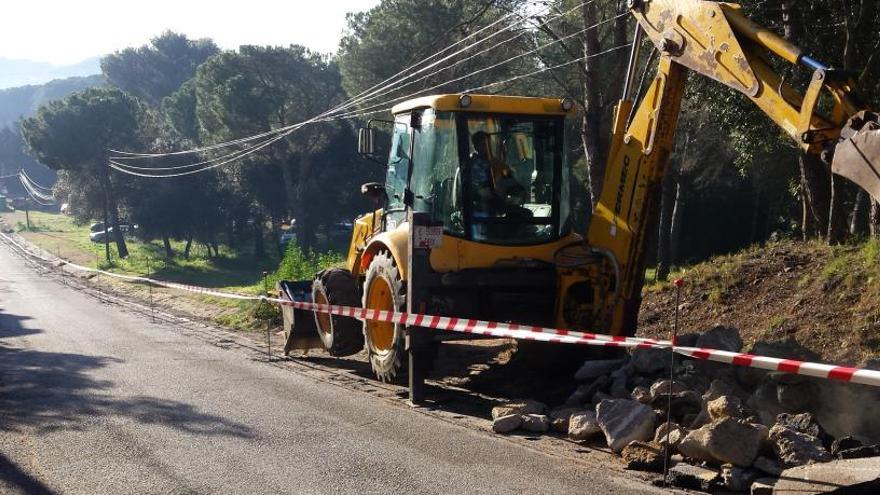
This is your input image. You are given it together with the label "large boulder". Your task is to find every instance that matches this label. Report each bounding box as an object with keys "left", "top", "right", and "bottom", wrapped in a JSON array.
[
  {"left": 734, "top": 339, "right": 820, "bottom": 390},
  {"left": 568, "top": 410, "right": 602, "bottom": 441},
  {"left": 649, "top": 379, "right": 689, "bottom": 399},
  {"left": 769, "top": 423, "right": 833, "bottom": 467},
  {"left": 747, "top": 381, "right": 787, "bottom": 427},
  {"left": 696, "top": 325, "right": 743, "bottom": 352},
  {"left": 595, "top": 399, "right": 656, "bottom": 453},
  {"left": 491, "top": 399, "right": 546, "bottom": 420},
  {"left": 678, "top": 417, "right": 767, "bottom": 467},
  {"left": 772, "top": 457, "right": 880, "bottom": 494},
  {"left": 574, "top": 358, "right": 627, "bottom": 381},
  {"left": 630, "top": 347, "right": 669, "bottom": 374},
  {"left": 707, "top": 395, "right": 745, "bottom": 421},
  {"left": 775, "top": 413, "right": 832, "bottom": 448},
  {"left": 565, "top": 375, "right": 609, "bottom": 406}
]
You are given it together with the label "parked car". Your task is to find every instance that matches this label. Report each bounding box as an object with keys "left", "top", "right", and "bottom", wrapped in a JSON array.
[{"left": 89, "top": 222, "right": 138, "bottom": 243}]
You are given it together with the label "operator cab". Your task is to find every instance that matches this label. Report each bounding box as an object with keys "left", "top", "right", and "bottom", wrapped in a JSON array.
[{"left": 360, "top": 94, "right": 575, "bottom": 246}]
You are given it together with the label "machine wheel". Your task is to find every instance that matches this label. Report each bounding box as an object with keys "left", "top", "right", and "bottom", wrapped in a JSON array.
[
  {"left": 362, "top": 250, "right": 407, "bottom": 382},
  {"left": 312, "top": 268, "right": 364, "bottom": 357}
]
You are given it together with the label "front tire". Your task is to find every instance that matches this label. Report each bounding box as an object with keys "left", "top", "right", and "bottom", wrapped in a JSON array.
[
  {"left": 362, "top": 251, "right": 407, "bottom": 382},
  {"left": 312, "top": 268, "right": 364, "bottom": 357}
]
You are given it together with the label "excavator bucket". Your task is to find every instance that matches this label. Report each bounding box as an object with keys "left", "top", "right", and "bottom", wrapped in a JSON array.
[
  {"left": 276, "top": 280, "right": 324, "bottom": 355},
  {"left": 831, "top": 111, "right": 880, "bottom": 203}
]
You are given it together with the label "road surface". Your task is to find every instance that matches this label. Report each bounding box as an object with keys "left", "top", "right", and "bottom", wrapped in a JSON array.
[{"left": 0, "top": 242, "right": 662, "bottom": 494}]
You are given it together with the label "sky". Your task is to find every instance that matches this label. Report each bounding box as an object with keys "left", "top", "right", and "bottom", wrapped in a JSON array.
[{"left": 0, "top": 0, "right": 379, "bottom": 65}]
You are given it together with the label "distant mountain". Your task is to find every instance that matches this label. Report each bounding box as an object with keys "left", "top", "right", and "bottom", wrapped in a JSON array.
[
  {"left": 0, "top": 57, "right": 102, "bottom": 90},
  {"left": 0, "top": 74, "right": 106, "bottom": 127}
]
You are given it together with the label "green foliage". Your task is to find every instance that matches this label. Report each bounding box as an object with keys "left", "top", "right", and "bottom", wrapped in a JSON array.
[
  {"left": 101, "top": 31, "right": 219, "bottom": 106},
  {"left": 267, "top": 243, "right": 343, "bottom": 287}
]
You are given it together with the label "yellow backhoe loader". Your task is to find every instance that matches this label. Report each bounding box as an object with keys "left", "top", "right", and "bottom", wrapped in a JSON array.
[{"left": 280, "top": 0, "right": 880, "bottom": 400}]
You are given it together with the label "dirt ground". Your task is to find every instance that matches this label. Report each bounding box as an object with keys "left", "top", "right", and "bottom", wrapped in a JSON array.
[{"left": 638, "top": 241, "right": 880, "bottom": 367}]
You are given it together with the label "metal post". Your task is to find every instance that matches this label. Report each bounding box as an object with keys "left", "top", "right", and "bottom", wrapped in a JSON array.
[
  {"left": 407, "top": 211, "right": 434, "bottom": 405},
  {"left": 263, "top": 270, "right": 271, "bottom": 361},
  {"left": 663, "top": 277, "right": 684, "bottom": 485},
  {"left": 147, "top": 257, "right": 156, "bottom": 323}
]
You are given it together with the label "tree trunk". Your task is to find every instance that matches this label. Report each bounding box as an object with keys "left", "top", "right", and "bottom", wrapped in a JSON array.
[
  {"left": 184, "top": 236, "right": 193, "bottom": 259},
  {"left": 870, "top": 200, "right": 880, "bottom": 237},
  {"left": 669, "top": 180, "right": 686, "bottom": 267},
  {"left": 162, "top": 235, "right": 174, "bottom": 258},
  {"left": 656, "top": 171, "right": 675, "bottom": 280},
  {"left": 828, "top": 175, "right": 855, "bottom": 244},
  {"left": 849, "top": 190, "right": 868, "bottom": 237},
  {"left": 253, "top": 214, "right": 265, "bottom": 258},
  {"left": 104, "top": 173, "right": 128, "bottom": 258},
  {"left": 101, "top": 182, "right": 111, "bottom": 262},
  {"left": 581, "top": 1, "right": 605, "bottom": 210},
  {"left": 799, "top": 153, "right": 831, "bottom": 240}
]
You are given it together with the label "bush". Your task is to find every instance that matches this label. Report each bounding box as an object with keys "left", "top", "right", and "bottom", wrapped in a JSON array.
[{"left": 266, "top": 244, "right": 343, "bottom": 288}]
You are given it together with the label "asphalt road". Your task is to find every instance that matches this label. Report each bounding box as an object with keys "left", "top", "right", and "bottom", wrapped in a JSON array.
[{"left": 0, "top": 243, "right": 662, "bottom": 495}]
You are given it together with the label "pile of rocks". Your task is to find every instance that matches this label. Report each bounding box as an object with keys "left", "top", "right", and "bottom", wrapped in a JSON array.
[{"left": 490, "top": 326, "right": 880, "bottom": 493}]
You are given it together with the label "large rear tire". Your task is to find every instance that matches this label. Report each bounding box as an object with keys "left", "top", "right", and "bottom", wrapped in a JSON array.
[
  {"left": 362, "top": 251, "right": 407, "bottom": 382},
  {"left": 312, "top": 268, "right": 364, "bottom": 357}
]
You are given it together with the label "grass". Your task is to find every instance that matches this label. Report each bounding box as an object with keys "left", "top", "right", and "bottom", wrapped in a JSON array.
[
  {"left": 0, "top": 210, "right": 324, "bottom": 294},
  {"left": 1, "top": 210, "right": 346, "bottom": 332}
]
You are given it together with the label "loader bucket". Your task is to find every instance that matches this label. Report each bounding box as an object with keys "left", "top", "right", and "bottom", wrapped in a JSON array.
[
  {"left": 277, "top": 280, "right": 324, "bottom": 355},
  {"left": 831, "top": 110, "right": 880, "bottom": 203}
]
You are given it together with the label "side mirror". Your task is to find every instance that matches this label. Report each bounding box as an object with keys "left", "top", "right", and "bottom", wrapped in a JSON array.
[
  {"left": 361, "top": 182, "right": 386, "bottom": 203},
  {"left": 358, "top": 127, "right": 375, "bottom": 155}
]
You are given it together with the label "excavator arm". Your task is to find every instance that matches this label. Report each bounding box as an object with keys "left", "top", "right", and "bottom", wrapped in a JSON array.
[{"left": 586, "top": 0, "right": 880, "bottom": 336}]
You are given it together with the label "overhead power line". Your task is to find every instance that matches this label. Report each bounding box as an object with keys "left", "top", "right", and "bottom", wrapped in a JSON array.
[{"left": 109, "top": 0, "right": 572, "bottom": 163}]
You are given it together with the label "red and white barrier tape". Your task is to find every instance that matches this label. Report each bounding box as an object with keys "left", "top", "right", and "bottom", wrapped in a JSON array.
[{"left": 3, "top": 232, "right": 879, "bottom": 387}]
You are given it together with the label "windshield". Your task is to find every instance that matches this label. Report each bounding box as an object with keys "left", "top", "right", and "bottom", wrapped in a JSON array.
[
  {"left": 461, "top": 114, "right": 569, "bottom": 245},
  {"left": 408, "top": 110, "right": 570, "bottom": 245}
]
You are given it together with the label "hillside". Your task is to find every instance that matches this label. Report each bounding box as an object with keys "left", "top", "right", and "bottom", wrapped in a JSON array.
[
  {"left": 0, "top": 74, "right": 105, "bottom": 127},
  {"left": 638, "top": 240, "right": 880, "bottom": 367},
  {"left": 0, "top": 57, "right": 101, "bottom": 90}
]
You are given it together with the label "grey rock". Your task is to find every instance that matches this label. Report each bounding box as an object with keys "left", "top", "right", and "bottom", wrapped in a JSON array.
[
  {"left": 772, "top": 457, "right": 880, "bottom": 494},
  {"left": 775, "top": 376, "right": 821, "bottom": 413},
  {"left": 676, "top": 333, "right": 700, "bottom": 347},
  {"left": 650, "top": 379, "right": 689, "bottom": 399},
  {"left": 652, "top": 390, "right": 702, "bottom": 423},
  {"left": 521, "top": 414, "right": 550, "bottom": 433},
  {"left": 708, "top": 395, "right": 744, "bottom": 421},
  {"left": 548, "top": 406, "right": 585, "bottom": 433},
  {"left": 631, "top": 386, "right": 651, "bottom": 404},
  {"left": 830, "top": 435, "right": 863, "bottom": 455},
  {"left": 654, "top": 422, "right": 686, "bottom": 447},
  {"left": 750, "top": 477, "right": 777, "bottom": 495},
  {"left": 678, "top": 417, "right": 766, "bottom": 467},
  {"left": 752, "top": 456, "right": 783, "bottom": 476},
  {"left": 722, "top": 464, "right": 762, "bottom": 492},
  {"left": 492, "top": 414, "right": 522, "bottom": 434},
  {"left": 574, "top": 358, "right": 627, "bottom": 381},
  {"left": 775, "top": 413, "right": 831, "bottom": 448},
  {"left": 565, "top": 375, "right": 609, "bottom": 406},
  {"left": 666, "top": 463, "right": 721, "bottom": 491},
  {"left": 568, "top": 410, "right": 601, "bottom": 441},
  {"left": 630, "top": 347, "right": 669, "bottom": 374},
  {"left": 696, "top": 325, "right": 743, "bottom": 352},
  {"left": 595, "top": 399, "right": 656, "bottom": 453},
  {"left": 621, "top": 440, "right": 665, "bottom": 472},
  {"left": 735, "top": 340, "right": 820, "bottom": 389},
  {"left": 491, "top": 399, "right": 546, "bottom": 420},
  {"left": 836, "top": 444, "right": 880, "bottom": 460},
  {"left": 769, "top": 423, "right": 833, "bottom": 467},
  {"left": 747, "top": 381, "right": 786, "bottom": 426},
  {"left": 609, "top": 367, "right": 631, "bottom": 399}
]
